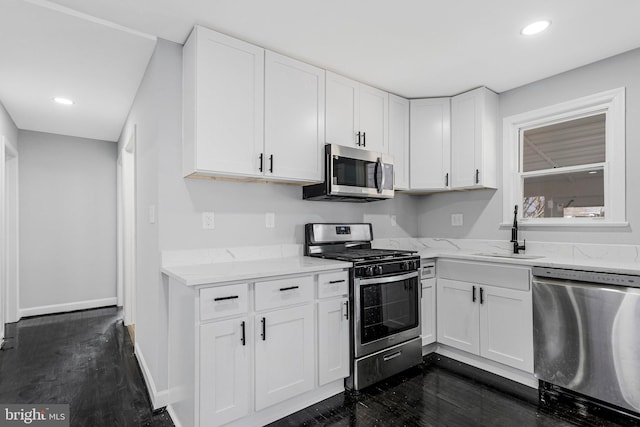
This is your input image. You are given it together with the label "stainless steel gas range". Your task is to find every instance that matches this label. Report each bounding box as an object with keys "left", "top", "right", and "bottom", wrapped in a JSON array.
[{"left": 305, "top": 223, "right": 422, "bottom": 390}]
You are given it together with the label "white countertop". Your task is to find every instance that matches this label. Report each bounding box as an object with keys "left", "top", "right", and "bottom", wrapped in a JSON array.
[
  {"left": 162, "top": 239, "right": 640, "bottom": 287},
  {"left": 416, "top": 249, "right": 640, "bottom": 276},
  {"left": 162, "top": 256, "right": 351, "bottom": 286}
]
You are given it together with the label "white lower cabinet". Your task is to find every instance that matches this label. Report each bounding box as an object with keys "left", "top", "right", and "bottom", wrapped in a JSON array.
[
  {"left": 436, "top": 277, "right": 533, "bottom": 372},
  {"left": 437, "top": 278, "right": 480, "bottom": 354},
  {"left": 168, "top": 269, "right": 350, "bottom": 427},
  {"left": 317, "top": 297, "right": 349, "bottom": 385},
  {"left": 200, "top": 317, "right": 251, "bottom": 427},
  {"left": 255, "top": 304, "right": 315, "bottom": 410},
  {"left": 479, "top": 285, "right": 533, "bottom": 371},
  {"left": 420, "top": 278, "right": 437, "bottom": 346}
]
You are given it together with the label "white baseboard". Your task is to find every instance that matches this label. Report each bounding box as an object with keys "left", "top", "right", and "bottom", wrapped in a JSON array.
[
  {"left": 135, "top": 344, "right": 169, "bottom": 409},
  {"left": 19, "top": 297, "right": 118, "bottom": 318},
  {"left": 436, "top": 344, "right": 538, "bottom": 388},
  {"left": 166, "top": 405, "right": 182, "bottom": 427}
]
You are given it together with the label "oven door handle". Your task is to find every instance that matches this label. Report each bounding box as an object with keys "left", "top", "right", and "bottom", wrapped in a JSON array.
[{"left": 356, "top": 271, "right": 419, "bottom": 286}]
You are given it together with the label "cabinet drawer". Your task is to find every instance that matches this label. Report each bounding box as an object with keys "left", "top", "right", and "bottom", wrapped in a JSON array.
[
  {"left": 200, "top": 283, "right": 249, "bottom": 321},
  {"left": 318, "top": 271, "right": 349, "bottom": 299},
  {"left": 255, "top": 276, "right": 314, "bottom": 311}
]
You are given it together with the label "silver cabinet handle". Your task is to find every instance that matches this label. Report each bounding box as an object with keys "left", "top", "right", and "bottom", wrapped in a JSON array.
[{"left": 383, "top": 351, "right": 402, "bottom": 362}]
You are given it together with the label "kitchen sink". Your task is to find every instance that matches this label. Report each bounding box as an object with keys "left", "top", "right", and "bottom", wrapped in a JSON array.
[{"left": 473, "top": 252, "right": 545, "bottom": 260}]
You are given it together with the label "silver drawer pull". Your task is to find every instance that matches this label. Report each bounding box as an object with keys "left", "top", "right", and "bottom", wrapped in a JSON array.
[
  {"left": 214, "top": 295, "right": 239, "bottom": 302},
  {"left": 329, "top": 280, "right": 345, "bottom": 284},
  {"left": 383, "top": 351, "right": 402, "bottom": 362},
  {"left": 279, "top": 286, "right": 299, "bottom": 292}
]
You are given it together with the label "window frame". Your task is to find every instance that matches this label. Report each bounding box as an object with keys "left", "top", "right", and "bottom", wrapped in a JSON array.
[{"left": 502, "top": 87, "right": 626, "bottom": 227}]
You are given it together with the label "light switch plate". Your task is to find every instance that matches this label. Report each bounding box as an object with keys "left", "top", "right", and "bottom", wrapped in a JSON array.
[
  {"left": 202, "top": 211, "right": 215, "bottom": 229},
  {"left": 391, "top": 215, "right": 397, "bottom": 227},
  {"left": 149, "top": 205, "right": 156, "bottom": 224},
  {"left": 451, "top": 213, "right": 463, "bottom": 226},
  {"left": 265, "top": 212, "right": 275, "bottom": 228}
]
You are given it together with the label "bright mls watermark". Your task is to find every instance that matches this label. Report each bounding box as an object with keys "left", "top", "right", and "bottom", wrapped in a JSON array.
[{"left": 0, "top": 405, "right": 69, "bottom": 426}]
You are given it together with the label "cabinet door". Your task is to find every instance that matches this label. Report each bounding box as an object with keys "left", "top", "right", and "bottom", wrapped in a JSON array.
[
  {"left": 480, "top": 285, "right": 533, "bottom": 372},
  {"left": 421, "top": 278, "right": 436, "bottom": 346},
  {"left": 450, "top": 87, "right": 497, "bottom": 189},
  {"left": 436, "top": 278, "right": 479, "bottom": 354},
  {"left": 200, "top": 317, "right": 250, "bottom": 427},
  {"left": 388, "top": 94, "right": 410, "bottom": 190},
  {"left": 318, "top": 298, "right": 350, "bottom": 385},
  {"left": 358, "top": 83, "right": 388, "bottom": 152},
  {"left": 410, "top": 98, "right": 451, "bottom": 190},
  {"left": 265, "top": 51, "right": 324, "bottom": 182},
  {"left": 188, "top": 27, "right": 265, "bottom": 177},
  {"left": 325, "top": 71, "right": 359, "bottom": 148},
  {"left": 255, "top": 304, "right": 315, "bottom": 410}
]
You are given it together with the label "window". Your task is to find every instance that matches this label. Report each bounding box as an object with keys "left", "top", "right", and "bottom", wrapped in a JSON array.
[{"left": 503, "top": 88, "right": 626, "bottom": 226}]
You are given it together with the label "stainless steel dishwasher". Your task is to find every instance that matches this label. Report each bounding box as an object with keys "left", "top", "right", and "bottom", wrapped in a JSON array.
[{"left": 532, "top": 266, "right": 640, "bottom": 416}]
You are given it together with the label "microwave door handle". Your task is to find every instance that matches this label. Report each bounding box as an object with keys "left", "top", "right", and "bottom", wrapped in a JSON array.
[{"left": 376, "top": 157, "right": 384, "bottom": 194}]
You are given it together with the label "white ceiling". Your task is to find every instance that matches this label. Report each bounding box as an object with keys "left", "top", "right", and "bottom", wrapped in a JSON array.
[
  {"left": 0, "top": 0, "right": 156, "bottom": 141},
  {"left": 2, "top": 0, "right": 640, "bottom": 142}
]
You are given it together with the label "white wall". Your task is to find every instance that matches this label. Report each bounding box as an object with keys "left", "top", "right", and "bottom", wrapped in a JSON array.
[
  {"left": 118, "top": 37, "right": 163, "bottom": 404},
  {"left": 417, "top": 47, "right": 640, "bottom": 244},
  {"left": 123, "top": 38, "right": 420, "bottom": 406},
  {"left": 18, "top": 130, "right": 117, "bottom": 316}
]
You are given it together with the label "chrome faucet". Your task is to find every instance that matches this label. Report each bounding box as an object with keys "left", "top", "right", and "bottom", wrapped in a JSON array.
[{"left": 511, "top": 205, "right": 526, "bottom": 254}]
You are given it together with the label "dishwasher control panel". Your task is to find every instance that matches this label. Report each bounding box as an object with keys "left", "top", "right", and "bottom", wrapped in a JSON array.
[{"left": 532, "top": 266, "right": 640, "bottom": 288}]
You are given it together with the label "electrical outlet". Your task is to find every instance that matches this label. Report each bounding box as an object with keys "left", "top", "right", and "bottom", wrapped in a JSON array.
[
  {"left": 451, "top": 213, "right": 463, "bottom": 226},
  {"left": 202, "top": 211, "right": 215, "bottom": 229},
  {"left": 265, "top": 212, "right": 275, "bottom": 228},
  {"left": 390, "top": 215, "right": 397, "bottom": 227}
]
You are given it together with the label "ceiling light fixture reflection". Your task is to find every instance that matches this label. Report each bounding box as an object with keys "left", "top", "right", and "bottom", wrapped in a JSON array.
[
  {"left": 521, "top": 20, "right": 551, "bottom": 36},
  {"left": 588, "top": 171, "right": 598, "bottom": 174},
  {"left": 53, "top": 97, "right": 74, "bottom": 105}
]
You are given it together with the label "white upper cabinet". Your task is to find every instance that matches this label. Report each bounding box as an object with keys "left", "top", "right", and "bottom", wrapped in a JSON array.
[
  {"left": 183, "top": 26, "right": 264, "bottom": 179},
  {"left": 409, "top": 98, "right": 451, "bottom": 191},
  {"left": 358, "top": 84, "right": 389, "bottom": 152},
  {"left": 450, "top": 87, "right": 498, "bottom": 189},
  {"left": 264, "top": 51, "right": 325, "bottom": 182},
  {"left": 183, "top": 27, "right": 324, "bottom": 183},
  {"left": 325, "top": 71, "right": 388, "bottom": 152},
  {"left": 325, "top": 72, "right": 358, "bottom": 148},
  {"left": 388, "top": 94, "right": 410, "bottom": 190}
]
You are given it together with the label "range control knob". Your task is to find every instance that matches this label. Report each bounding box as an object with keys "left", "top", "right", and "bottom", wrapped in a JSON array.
[
  {"left": 365, "top": 266, "right": 374, "bottom": 277},
  {"left": 374, "top": 265, "right": 383, "bottom": 275},
  {"left": 400, "top": 261, "right": 409, "bottom": 270}
]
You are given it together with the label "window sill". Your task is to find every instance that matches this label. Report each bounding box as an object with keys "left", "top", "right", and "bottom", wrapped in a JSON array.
[{"left": 499, "top": 221, "right": 629, "bottom": 229}]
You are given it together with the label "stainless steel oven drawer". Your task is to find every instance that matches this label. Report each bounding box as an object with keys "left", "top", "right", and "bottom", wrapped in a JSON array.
[{"left": 349, "top": 337, "right": 422, "bottom": 390}]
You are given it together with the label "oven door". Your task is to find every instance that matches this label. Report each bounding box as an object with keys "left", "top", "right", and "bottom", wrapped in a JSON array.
[{"left": 354, "top": 271, "right": 421, "bottom": 358}]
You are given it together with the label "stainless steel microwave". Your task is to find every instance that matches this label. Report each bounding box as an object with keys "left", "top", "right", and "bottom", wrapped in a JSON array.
[{"left": 303, "top": 144, "right": 394, "bottom": 202}]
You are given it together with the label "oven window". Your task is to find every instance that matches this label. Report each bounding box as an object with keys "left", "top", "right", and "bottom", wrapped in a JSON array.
[
  {"left": 360, "top": 277, "right": 419, "bottom": 344},
  {"left": 333, "top": 157, "right": 393, "bottom": 190}
]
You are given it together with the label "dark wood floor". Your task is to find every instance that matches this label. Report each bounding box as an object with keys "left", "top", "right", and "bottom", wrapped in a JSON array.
[
  {"left": 0, "top": 307, "right": 173, "bottom": 427},
  {"left": 1, "top": 307, "right": 635, "bottom": 427},
  {"left": 268, "top": 361, "right": 633, "bottom": 427}
]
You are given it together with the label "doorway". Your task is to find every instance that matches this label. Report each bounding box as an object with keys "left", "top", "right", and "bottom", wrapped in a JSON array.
[
  {"left": 1, "top": 137, "right": 19, "bottom": 343},
  {"left": 117, "top": 128, "right": 136, "bottom": 342}
]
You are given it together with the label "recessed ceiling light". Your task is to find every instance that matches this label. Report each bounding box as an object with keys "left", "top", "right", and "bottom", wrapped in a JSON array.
[
  {"left": 521, "top": 20, "right": 551, "bottom": 36},
  {"left": 53, "top": 97, "right": 74, "bottom": 105}
]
